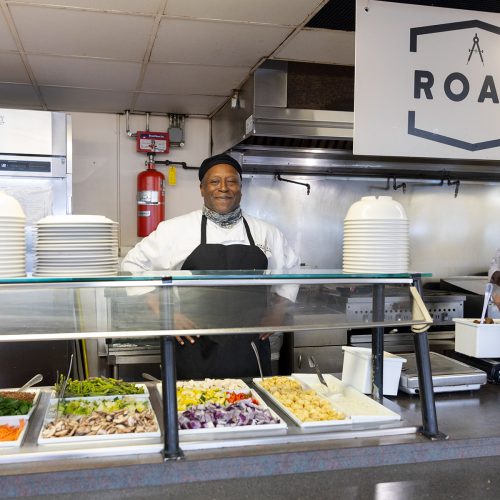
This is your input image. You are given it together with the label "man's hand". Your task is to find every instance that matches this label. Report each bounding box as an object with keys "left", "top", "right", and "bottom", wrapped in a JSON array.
[
  {"left": 492, "top": 271, "right": 500, "bottom": 286},
  {"left": 173, "top": 312, "right": 199, "bottom": 346},
  {"left": 144, "top": 293, "right": 199, "bottom": 346}
]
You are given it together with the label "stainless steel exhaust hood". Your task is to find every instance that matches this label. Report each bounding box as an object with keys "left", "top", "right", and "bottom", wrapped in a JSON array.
[
  {"left": 211, "top": 60, "right": 500, "bottom": 182},
  {"left": 212, "top": 60, "right": 354, "bottom": 156}
]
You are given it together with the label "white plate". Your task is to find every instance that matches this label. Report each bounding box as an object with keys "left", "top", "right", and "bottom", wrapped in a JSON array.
[
  {"left": 35, "top": 266, "right": 119, "bottom": 272},
  {"left": 344, "top": 220, "right": 409, "bottom": 225},
  {"left": 37, "top": 239, "right": 118, "bottom": 247},
  {"left": 253, "top": 377, "right": 353, "bottom": 429},
  {"left": 343, "top": 268, "right": 408, "bottom": 273},
  {"left": 0, "top": 220, "right": 25, "bottom": 228},
  {"left": 0, "top": 388, "right": 41, "bottom": 420},
  {"left": 0, "top": 417, "right": 28, "bottom": 448},
  {"left": 36, "top": 257, "right": 119, "bottom": 264},
  {"left": 291, "top": 374, "right": 401, "bottom": 423},
  {"left": 343, "top": 249, "right": 410, "bottom": 254},
  {"left": 0, "top": 215, "right": 25, "bottom": 220},
  {"left": 37, "top": 215, "right": 117, "bottom": 225},
  {"left": 37, "top": 396, "right": 160, "bottom": 445},
  {"left": 33, "top": 271, "right": 118, "bottom": 277},
  {"left": 36, "top": 231, "right": 118, "bottom": 237}
]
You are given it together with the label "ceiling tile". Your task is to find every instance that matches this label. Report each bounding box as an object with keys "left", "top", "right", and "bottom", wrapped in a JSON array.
[
  {"left": 273, "top": 28, "right": 355, "bottom": 65},
  {"left": 135, "top": 93, "right": 227, "bottom": 115},
  {"left": 0, "top": 83, "right": 42, "bottom": 108},
  {"left": 0, "top": 53, "right": 30, "bottom": 83},
  {"left": 142, "top": 63, "right": 250, "bottom": 95},
  {"left": 40, "top": 86, "right": 133, "bottom": 112},
  {"left": 7, "top": 1, "right": 163, "bottom": 15},
  {"left": 28, "top": 55, "right": 141, "bottom": 90},
  {"left": 165, "top": 0, "right": 325, "bottom": 26},
  {"left": 10, "top": 5, "right": 155, "bottom": 60},
  {"left": 0, "top": 14, "right": 16, "bottom": 50},
  {"left": 151, "top": 18, "right": 292, "bottom": 66}
]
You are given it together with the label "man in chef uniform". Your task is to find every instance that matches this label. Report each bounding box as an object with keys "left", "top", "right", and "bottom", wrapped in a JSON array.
[{"left": 122, "top": 154, "right": 300, "bottom": 379}]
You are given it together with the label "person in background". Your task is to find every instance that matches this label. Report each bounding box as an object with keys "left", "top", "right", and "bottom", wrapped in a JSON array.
[
  {"left": 122, "top": 153, "right": 300, "bottom": 379},
  {"left": 489, "top": 250, "right": 500, "bottom": 287}
]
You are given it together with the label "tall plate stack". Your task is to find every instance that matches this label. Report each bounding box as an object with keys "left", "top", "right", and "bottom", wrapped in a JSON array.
[
  {"left": 342, "top": 196, "right": 409, "bottom": 274},
  {"left": 0, "top": 191, "right": 26, "bottom": 277},
  {"left": 34, "top": 215, "right": 119, "bottom": 277}
]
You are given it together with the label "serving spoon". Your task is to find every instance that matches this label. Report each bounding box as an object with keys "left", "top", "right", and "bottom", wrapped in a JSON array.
[
  {"left": 18, "top": 373, "right": 43, "bottom": 392},
  {"left": 307, "top": 355, "right": 328, "bottom": 389},
  {"left": 480, "top": 282, "right": 494, "bottom": 324}
]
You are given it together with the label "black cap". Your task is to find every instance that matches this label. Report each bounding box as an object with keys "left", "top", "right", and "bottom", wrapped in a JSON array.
[{"left": 198, "top": 154, "right": 242, "bottom": 181}]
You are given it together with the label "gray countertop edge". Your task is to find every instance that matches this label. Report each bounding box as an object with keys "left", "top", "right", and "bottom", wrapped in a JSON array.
[{"left": 2, "top": 434, "right": 500, "bottom": 498}]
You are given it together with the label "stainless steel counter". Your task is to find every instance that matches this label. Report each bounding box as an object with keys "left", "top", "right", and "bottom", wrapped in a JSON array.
[{"left": 1, "top": 382, "right": 500, "bottom": 498}]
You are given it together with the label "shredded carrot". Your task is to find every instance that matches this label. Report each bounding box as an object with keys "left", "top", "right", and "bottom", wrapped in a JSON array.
[{"left": 0, "top": 419, "right": 25, "bottom": 441}]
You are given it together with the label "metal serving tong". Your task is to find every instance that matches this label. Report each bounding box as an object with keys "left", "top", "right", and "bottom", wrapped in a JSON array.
[
  {"left": 56, "top": 354, "right": 73, "bottom": 420},
  {"left": 308, "top": 355, "right": 328, "bottom": 389},
  {"left": 480, "top": 282, "right": 494, "bottom": 324},
  {"left": 250, "top": 341, "right": 264, "bottom": 379}
]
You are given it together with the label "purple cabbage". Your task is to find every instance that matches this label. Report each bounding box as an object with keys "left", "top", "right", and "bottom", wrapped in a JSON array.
[{"left": 178, "top": 400, "right": 280, "bottom": 429}]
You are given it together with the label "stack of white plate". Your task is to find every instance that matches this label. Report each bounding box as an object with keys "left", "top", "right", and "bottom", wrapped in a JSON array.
[
  {"left": 0, "top": 191, "right": 26, "bottom": 277},
  {"left": 343, "top": 196, "right": 409, "bottom": 274},
  {"left": 34, "top": 215, "right": 119, "bottom": 277}
]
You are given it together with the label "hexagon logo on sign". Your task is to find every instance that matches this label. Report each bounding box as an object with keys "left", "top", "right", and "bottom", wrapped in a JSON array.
[{"left": 409, "top": 20, "right": 500, "bottom": 151}]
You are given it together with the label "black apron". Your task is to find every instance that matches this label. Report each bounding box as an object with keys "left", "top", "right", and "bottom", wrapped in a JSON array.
[{"left": 177, "top": 215, "right": 271, "bottom": 379}]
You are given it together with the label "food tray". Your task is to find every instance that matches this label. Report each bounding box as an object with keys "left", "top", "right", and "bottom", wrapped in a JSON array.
[
  {"left": 0, "top": 389, "right": 41, "bottom": 422},
  {"left": 0, "top": 417, "right": 28, "bottom": 448},
  {"left": 292, "top": 374, "right": 401, "bottom": 423},
  {"left": 49, "top": 383, "right": 149, "bottom": 399},
  {"left": 454, "top": 318, "right": 500, "bottom": 358},
  {"left": 157, "top": 380, "right": 287, "bottom": 441},
  {"left": 253, "top": 376, "right": 354, "bottom": 429},
  {"left": 37, "top": 396, "right": 160, "bottom": 445}
]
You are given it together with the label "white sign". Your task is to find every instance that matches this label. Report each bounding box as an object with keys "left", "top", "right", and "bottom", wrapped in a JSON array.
[{"left": 354, "top": 0, "right": 500, "bottom": 160}]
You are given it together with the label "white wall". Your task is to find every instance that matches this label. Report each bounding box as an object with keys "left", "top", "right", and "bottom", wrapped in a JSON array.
[{"left": 71, "top": 112, "right": 210, "bottom": 253}]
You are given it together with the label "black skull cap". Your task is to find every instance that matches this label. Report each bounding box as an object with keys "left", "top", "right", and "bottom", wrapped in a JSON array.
[{"left": 198, "top": 154, "right": 242, "bottom": 181}]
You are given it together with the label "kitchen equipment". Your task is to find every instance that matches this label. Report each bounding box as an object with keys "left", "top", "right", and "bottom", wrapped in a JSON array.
[
  {"left": 307, "top": 355, "right": 328, "bottom": 389},
  {"left": 453, "top": 318, "right": 500, "bottom": 357},
  {"left": 251, "top": 341, "right": 264, "bottom": 379},
  {"left": 341, "top": 346, "right": 406, "bottom": 396},
  {"left": 443, "top": 350, "right": 500, "bottom": 383},
  {"left": 18, "top": 374, "right": 43, "bottom": 392},
  {"left": 399, "top": 352, "right": 487, "bottom": 394},
  {"left": 480, "top": 282, "right": 493, "bottom": 323}
]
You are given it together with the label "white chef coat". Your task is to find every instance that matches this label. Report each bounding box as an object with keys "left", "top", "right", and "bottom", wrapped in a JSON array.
[{"left": 121, "top": 209, "right": 301, "bottom": 302}]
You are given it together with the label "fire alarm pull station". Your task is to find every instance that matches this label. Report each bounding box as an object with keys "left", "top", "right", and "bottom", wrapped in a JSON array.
[{"left": 136, "top": 131, "right": 170, "bottom": 153}]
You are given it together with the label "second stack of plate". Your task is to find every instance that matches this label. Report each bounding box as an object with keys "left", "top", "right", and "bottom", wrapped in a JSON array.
[
  {"left": 0, "top": 191, "right": 26, "bottom": 278},
  {"left": 343, "top": 196, "right": 409, "bottom": 274},
  {"left": 34, "top": 215, "right": 119, "bottom": 277}
]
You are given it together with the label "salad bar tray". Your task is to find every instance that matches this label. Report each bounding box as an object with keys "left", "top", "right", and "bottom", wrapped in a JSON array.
[{"left": 157, "top": 379, "right": 287, "bottom": 441}]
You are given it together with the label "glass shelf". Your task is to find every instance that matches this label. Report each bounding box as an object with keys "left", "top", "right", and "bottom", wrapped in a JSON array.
[{"left": 0, "top": 270, "right": 432, "bottom": 342}]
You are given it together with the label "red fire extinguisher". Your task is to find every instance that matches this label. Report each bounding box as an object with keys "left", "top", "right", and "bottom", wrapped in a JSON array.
[{"left": 137, "top": 154, "right": 165, "bottom": 237}]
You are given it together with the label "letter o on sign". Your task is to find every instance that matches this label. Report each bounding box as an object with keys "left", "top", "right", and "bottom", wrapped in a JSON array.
[{"left": 444, "top": 72, "right": 470, "bottom": 102}]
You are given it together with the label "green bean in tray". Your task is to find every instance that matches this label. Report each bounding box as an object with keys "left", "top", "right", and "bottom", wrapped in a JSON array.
[{"left": 54, "top": 376, "right": 145, "bottom": 397}]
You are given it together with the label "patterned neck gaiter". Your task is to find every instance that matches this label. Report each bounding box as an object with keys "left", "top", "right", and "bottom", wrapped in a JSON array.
[{"left": 202, "top": 205, "right": 243, "bottom": 229}]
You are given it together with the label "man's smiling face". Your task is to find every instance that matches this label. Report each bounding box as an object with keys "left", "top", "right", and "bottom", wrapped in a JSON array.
[{"left": 200, "top": 163, "right": 242, "bottom": 214}]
